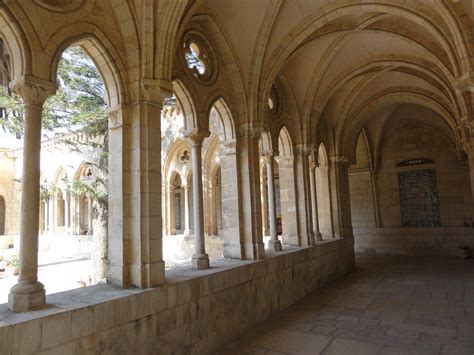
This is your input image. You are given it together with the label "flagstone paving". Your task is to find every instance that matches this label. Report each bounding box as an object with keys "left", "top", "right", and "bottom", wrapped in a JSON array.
[{"left": 221, "top": 255, "right": 474, "bottom": 355}]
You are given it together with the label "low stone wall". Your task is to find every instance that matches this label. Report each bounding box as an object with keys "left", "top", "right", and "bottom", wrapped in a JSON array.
[
  {"left": 354, "top": 227, "right": 474, "bottom": 258},
  {"left": 0, "top": 237, "right": 354, "bottom": 354}
]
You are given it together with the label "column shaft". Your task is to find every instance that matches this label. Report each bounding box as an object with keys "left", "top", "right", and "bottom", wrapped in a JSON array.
[
  {"left": 8, "top": 102, "right": 47, "bottom": 311},
  {"left": 310, "top": 165, "right": 323, "bottom": 241},
  {"left": 183, "top": 186, "right": 191, "bottom": 235},
  {"left": 191, "top": 140, "right": 209, "bottom": 269},
  {"left": 266, "top": 155, "right": 282, "bottom": 251}
]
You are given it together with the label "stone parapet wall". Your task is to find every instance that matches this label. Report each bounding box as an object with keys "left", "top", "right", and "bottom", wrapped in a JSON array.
[
  {"left": 0, "top": 238, "right": 354, "bottom": 354},
  {"left": 354, "top": 227, "right": 474, "bottom": 258}
]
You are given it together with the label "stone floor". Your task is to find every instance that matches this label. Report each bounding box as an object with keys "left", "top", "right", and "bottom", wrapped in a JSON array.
[{"left": 221, "top": 255, "right": 474, "bottom": 355}]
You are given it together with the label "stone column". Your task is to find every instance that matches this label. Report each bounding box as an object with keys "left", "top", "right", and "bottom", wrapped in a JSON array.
[
  {"left": 64, "top": 191, "right": 70, "bottom": 234},
  {"left": 329, "top": 156, "right": 354, "bottom": 239},
  {"left": 310, "top": 162, "right": 323, "bottom": 241},
  {"left": 183, "top": 185, "right": 191, "bottom": 236},
  {"left": 236, "top": 126, "right": 265, "bottom": 260},
  {"left": 184, "top": 128, "right": 210, "bottom": 269},
  {"left": 264, "top": 153, "right": 282, "bottom": 251},
  {"left": 107, "top": 79, "right": 170, "bottom": 288},
  {"left": 220, "top": 140, "right": 245, "bottom": 259},
  {"left": 87, "top": 195, "right": 93, "bottom": 235},
  {"left": 48, "top": 197, "right": 54, "bottom": 233},
  {"left": 260, "top": 174, "right": 269, "bottom": 237},
  {"left": 71, "top": 196, "right": 77, "bottom": 235},
  {"left": 294, "top": 145, "right": 315, "bottom": 246},
  {"left": 8, "top": 76, "right": 57, "bottom": 312}
]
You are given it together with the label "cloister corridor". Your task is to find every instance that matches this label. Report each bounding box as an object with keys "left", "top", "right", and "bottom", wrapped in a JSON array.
[{"left": 222, "top": 255, "right": 474, "bottom": 355}]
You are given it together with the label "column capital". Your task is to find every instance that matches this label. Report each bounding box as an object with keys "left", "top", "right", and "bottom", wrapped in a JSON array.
[
  {"left": 9, "top": 75, "right": 57, "bottom": 106},
  {"left": 261, "top": 150, "right": 276, "bottom": 163},
  {"left": 221, "top": 139, "right": 237, "bottom": 155},
  {"left": 455, "top": 71, "right": 474, "bottom": 93},
  {"left": 310, "top": 161, "right": 320, "bottom": 170},
  {"left": 330, "top": 156, "right": 355, "bottom": 166},
  {"left": 183, "top": 128, "right": 210, "bottom": 146},
  {"left": 294, "top": 143, "right": 313, "bottom": 156},
  {"left": 236, "top": 123, "right": 265, "bottom": 139},
  {"left": 140, "top": 78, "right": 173, "bottom": 105}
]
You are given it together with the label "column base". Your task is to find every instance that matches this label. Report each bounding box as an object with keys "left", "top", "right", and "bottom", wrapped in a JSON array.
[
  {"left": 184, "top": 229, "right": 191, "bottom": 237},
  {"left": 8, "top": 281, "right": 46, "bottom": 312},
  {"left": 267, "top": 239, "right": 282, "bottom": 251},
  {"left": 315, "top": 232, "right": 323, "bottom": 241},
  {"left": 192, "top": 253, "right": 210, "bottom": 270}
]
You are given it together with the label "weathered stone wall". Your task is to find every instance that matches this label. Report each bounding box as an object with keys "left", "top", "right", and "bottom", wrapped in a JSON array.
[
  {"left": 349, "top": 170, "right": 377, "bottom": 228},
  {"left": 376, "top": 124, "right": 472, "bottom": 227},
  {"left": 354, "top": 227, "right": 474, "bottom": 258},
  {"left": 349, "top": 123, "right": 474, "bottom": 257},
  {"left": 0, "top": 238, "right": 354, "bottom": 354}
]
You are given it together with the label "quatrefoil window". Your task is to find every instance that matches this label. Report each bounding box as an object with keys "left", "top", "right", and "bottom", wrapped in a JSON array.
[
  {"left": 182, "top": 32, "right": 217, "bottom": 84},
  {"left": 185, "top": 42, "right": 206, "bottom": 75}
]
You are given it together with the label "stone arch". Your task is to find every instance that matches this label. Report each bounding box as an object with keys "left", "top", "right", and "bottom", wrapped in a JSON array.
[
  {"left": 206, "top": 95, "right": 236, "bottom": 142},
  {"left": 0, "top": 195, "right": 5, "bottom": 235},
  {"left": 173, "top": 79, "right": 198, "bottom": 130},
  {"left": 277, "top": 126, "right": 294, "bottom": 157},
  {"left": 52, "top": 166, "right": 67, "bottom": 231},
  {"left": 0, "top": 6, "right": 31, "bottom": 81},
  {"left": 169, "top": 171, "right": 184, "bottom": 235},
  {"left": 276, "top": 125, "right": 297, "bottom": 244},
  {"left": 340, "top": 91, "right": 459, "bottom": 160},
  {"left": 261, "top": 2, "right": 472, "bottom": 109},
  {"left": 46, "top": 27, "right": 127, "bottom": 107}
]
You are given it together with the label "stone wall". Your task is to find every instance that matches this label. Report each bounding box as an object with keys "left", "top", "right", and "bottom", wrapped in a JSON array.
[
  {"left": 376, "top": 124, "right": 472, "bottom": 227},
  {"left": 0, "top": 238, "right": 354, "bottom": 354},
  {"left": 354, "top": 227, "right": 474, "bottom": 258}
]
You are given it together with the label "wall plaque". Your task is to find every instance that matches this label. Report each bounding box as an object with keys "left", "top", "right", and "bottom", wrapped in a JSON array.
[{"left": 398, "top": 169, "right": 441, "bottom": 227}]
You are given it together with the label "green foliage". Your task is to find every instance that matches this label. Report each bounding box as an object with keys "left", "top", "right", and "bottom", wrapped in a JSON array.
[
  {"left": 0, "top": 46, "right": 109, "bottom": 218},
  {"left": 9, "top": 252, "right": 19, "bottom": 268}
]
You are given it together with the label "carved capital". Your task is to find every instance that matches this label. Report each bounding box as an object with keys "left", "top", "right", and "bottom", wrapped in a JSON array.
[
  {"left": 261, "top": 150, "right": 276, "bottom": 163},
  {"left": 221, "top": 139, "right": 237, "bottom": 155},
  {"left": 455, "top": 72, "right": 474, "bottom": 93},
  {"left": 330, "top": 156, "right": 355, "bottom": 166},
  {"left": 9, "top": 75, "right": 57, "bottom": 106},
  {"left": 140, "top": 78, "right": 173, "bottom": 105},
  {"left": 183, "top": 128, "right": 210, "bottom": 146},
  {"left": 237, "top": 123, "right": 264, "bottom": 139},
  {"left": 106, "top": 104, "right": 131, "bottom": 130},
  {"left": 294, "top": 144, "right": 313, "bottom": 156}
]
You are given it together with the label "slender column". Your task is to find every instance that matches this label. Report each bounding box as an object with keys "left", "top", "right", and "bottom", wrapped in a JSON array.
[
  {"left": 48, "top": 197, "right": 54, "bottom": 233},
  {"left": 260, "top": 175, "right": 269, "bottom": 236},
  {"left": 264, "top": 153, "right": 282, "bottom": 251},
  {"left": 310, "top": 162, "right": 323, "bottom": 241},
  {"left": 8, "top": 76, "right": 57, "bottom": 312},
  {"left": 64, "top": 191, "right": 70, "bottom": 233},
  {"left": 71, "top": 196, "right": 77, "bottom": 235},
  {"left": 210, "top": 182, "right": 218, "bottom": 236},
  {"left": 183, "top": 185, "right": 191, "bottom": 236},
  {"left": 87, "top": 195, "right": 93, "bottom": 235},
  {"left": 184, "top": 128, "right": 210, "bottom": 269}
]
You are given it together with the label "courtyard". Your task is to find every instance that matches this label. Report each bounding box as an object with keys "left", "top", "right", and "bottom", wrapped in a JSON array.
[{"left": 222, "top": 255, "right": 474, "bottom": 355}]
